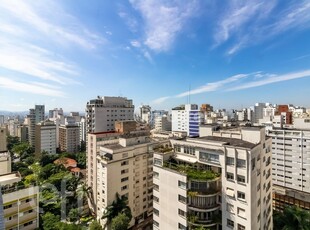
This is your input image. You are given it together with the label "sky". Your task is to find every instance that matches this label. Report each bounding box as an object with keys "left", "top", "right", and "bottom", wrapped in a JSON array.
[{"left": 0, "top": 0, "right": 310, "bottom": 113}]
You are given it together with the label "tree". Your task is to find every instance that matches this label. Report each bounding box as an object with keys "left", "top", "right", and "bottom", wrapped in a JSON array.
[
  {"left": 76, "top": 183, "right": 95, "bottom": 215},
  {"left": 111, "top": 213, "right": 130, "bottom": 230},
  {"left": 42, "top": 212, "right": 60, "bottom": 230},
  {"left": 102, "top": 193, "right": 132, "bottom": 228},
  {"left": 7, "top": 135, "right": 20, "bottom": 151},
  {"left": 76, "top": 152, "right": 86, "bottom": 169},
  {"left": 12, "top": 142, "right": 34, "bottom": 159},
  {"left": 57, "top": 222, "right": 84, "bottom": 230},
  {"left": 89, "top": 220, "right": 103, "bottom": 230},
  {"left": 68, "top": 208, "right": 79, "bottom": 223},
  {"left": 273, "top": 205, "right": 310, "bottom": 230}
]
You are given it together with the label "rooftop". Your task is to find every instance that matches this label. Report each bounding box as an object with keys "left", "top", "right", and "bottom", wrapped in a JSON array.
[
  {"left": 0, "top": 172, "right": 21, "bottom": 186},
  {"left": 194, "top": 136, "right": 257, "bottom": 149}
]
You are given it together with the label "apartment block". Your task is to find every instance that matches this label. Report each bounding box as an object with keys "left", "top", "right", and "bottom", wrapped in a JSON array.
[
  {"left": 96, "top": 133, "right": 162, "bottom": 228},
  {"left": 172, "top": 104, "right": 202, "bottom": 137},
  {"left": 86, "top": 96, "right": 134, "bottom": 133},
  {"left": 0, "top": 153, "right": 39, "bottom": 230},
  {"left": 0, "top": 127, "right": 6, "bottom": 152},
  {"left": 153, "top": 125, "right": 273, "bottom": 230},
  {"left": 59, "top": 125, "right": 80, "bottom": 153},
  {"left": 154, "top": 115, "right": 171, "bottom": 131},
  {"left": 268, "top": 128, "right": 310, "bottom": 211},
  {"left": 35, "top": 120, "right": 56, "bottom": 155},
  {"left": 28, "top": 105, "right": 45, "bottom": 146}
]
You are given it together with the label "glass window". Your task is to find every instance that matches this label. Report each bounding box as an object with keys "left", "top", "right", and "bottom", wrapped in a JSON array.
[
  {"left": 237, "top": 175, "right": 245, "bottom": 183},
  {"left": 178, "top": 181, "right": 187, "bottom": 189},
  {"left": 227, "top": 157, "right": 235, "bottom": 165},
  {"left": 227, "top": 219, "right": 234, "bottom": 228},
  {"left": 237, "top": 159, "right": 246, "bottom": 168},
  {"left": 227, "top": 172, "right": 234, "bottom": 180},
  {"left": 237, "top": 191, "right": 245, "bottom": 200}
]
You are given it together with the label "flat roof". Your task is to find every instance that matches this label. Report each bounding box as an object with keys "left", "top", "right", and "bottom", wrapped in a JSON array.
[
  {"left": 195, "top": 136, "right": 257, "bottom": 149},
  {"left": 0, "top": 172, "right": 21, "bottom": 185}
]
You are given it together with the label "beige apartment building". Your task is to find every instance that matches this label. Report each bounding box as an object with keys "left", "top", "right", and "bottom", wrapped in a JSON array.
[
  {"left": 0, "top": 127, "right": 7, "bottom": 152},
  {"left": 59, "top": 125, "right": 80, "bottom": 153},
  {"left": 35, "top": 120, "right": 56, "bottom": 155},
  {"left": 153, "top": 125, "right": 273, "bottom": 230},
  {"left": 0, "top": 154, "right": 39, "bottom": 230}
]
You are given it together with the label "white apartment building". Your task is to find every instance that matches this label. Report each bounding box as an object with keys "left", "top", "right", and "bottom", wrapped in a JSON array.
[
  {"left": 78, "top": 117, "right": 87, "bottom": 142},
  {"left": 140, "top": 105, "right": 152, "bottom": 124},
  {"left": 268, "top": 128, "right": 310, "bottom": 210},
  {"left": 172, "top": 104, "right": 202, "bottom": 137},
  {"left": 154, "top": 115, "right": 171, "bottom": 131},
  {"left": 96, "top": 133, "right": 163, "bottom": 229},
  {"left": 153, "top": 125, "right": 273, "bottom": 230},
  {"left": 59, "top": 125, "right": 80, "bottom": 153},
  {"left": 86, "top": 96, "right": 134, "bottom": 133},
  {"left": 35, "top": 120, "right": 57, "bottom": 155}
]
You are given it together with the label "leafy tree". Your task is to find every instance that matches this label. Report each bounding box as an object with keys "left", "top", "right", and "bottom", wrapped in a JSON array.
[
  {"left": 7, "top": 135, "right": 20, "bottom": 151},
  {"left": 76, "top": 152, "right": 86, "bottom": 169},
  {"left": 273, "top": 205, "right": 310, "bottom": 230},
  {"left": 40, "top": 152, "right": 58, "bottom": 167},
  {"left": 57, "top": 222, "right": 84, "bottom": 230},
  {"left": 68, "top": 208, "right": 79, "bottom": 223},
  {"left": 89, "top": 220, "right": 103, "bottom": 230},
  {"left": 111, "top": 213, "right": 130, "bottom": 230},
  {"left": 102, "top": 193, "right": 132, "bottom": 228},
  {"left": 80, "top": 140, "right": 86, "bottom": 152},
  {"left": 42, "top": 212, "right": 60, "bottom": 230},
  {"left": 40, "top": 188, "right": 61, "bottom": 215},
  {"left": 12, "top": 142, "right": 34, "bottom": 158},
  {"left": 46, "top": 171, "right": 71, "bottom": 190},
  {"left": 76, "top": 182, "right": 95, "bottom": 215}
]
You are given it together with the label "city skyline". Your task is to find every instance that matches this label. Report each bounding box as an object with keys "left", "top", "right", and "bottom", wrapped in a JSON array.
[{"left": 1, "top": 0, "right": 310, "bottom": 112}]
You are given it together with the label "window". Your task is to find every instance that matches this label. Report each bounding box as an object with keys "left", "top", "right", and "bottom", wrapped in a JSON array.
[
  {"left": 238, "top": 224, "right": 246, "bottom": 230},
  {"left": 227, "top": 188, "right": 235, "bottom": 197},
  {"left": 153, "top": 171, "right": 159, "bottom": 178},
  {"left": 154, "top": 183, "right": 159, "bottom": 191},
  {"left": 227, "top": 219, "right": 234, "bottom": 228},
  {"left": 178, "top": 181, "right": 187, "bottom": 189},
  {"left": 121, "top": 185, "right": 128, "bottom": 191},
  {"left": 227, "top": 172, "right": 234, "bottom": 180},
  {"left": 237, "top": 175, "right": 245, "bottom": 183},
  {"left": 154, "top": 158, "right": 162, "bottom": 166},
  {"left": 121, "top": 177, "right": 129, "bottom": 182},
  {"left": 237, "top": 159, "right": 246, "bottom": 168},
  {"left": 257, "top": 183, "right": 260, "bottom": 191},
  {"left": 121, "top": 160, "right": 129, "bottom": 166},
  {"left": 153, "top": 220, "right": 159, "bottom": 228},
  {"left": 121, "top": 169, "right": 129, "bottom": 174},
  {"left": 237, "top": 207, "right": 246, "bottom": 218},
  {"left": 178, "top": 223, "right": 186, "bottom": 230},
  {"left": 226, "top": 157, "right": 235, "bottom": 166},
  {"left": 153, "top": 195, "right": 159, "bottom": 203},
  {"left": 251, "top": 158, "right": 256, "bottom": 170},
  {"left": 199, "top": 152, "right": 219, "bottom": 163},
  {"left": 227, "top": 203, "right": 234, "bottom": 213},
  {"left": 178, "top": 195, "right": 187, "bottom": 203},
  {"left": 237, "top": 191, "right": 245, "bottom": 200},
  {"left": 178, "top": 209, "right": 186, "bottom": 217},
  {"left": 154, "top": 208, "right": 159, "bottom": 216}
]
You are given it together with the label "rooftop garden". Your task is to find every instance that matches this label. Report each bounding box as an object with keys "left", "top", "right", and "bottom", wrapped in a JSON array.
[
  {"left": 153, "top": 145, "right": 173, "bottom": 153},
  {"left": 163, "top": 161, "right": 220, "bottom": 181}
]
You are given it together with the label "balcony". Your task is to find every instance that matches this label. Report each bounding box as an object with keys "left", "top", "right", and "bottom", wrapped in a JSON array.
[
  {"left": 187, "top": 211, "right": 221, "bottom": 228},
  {"left": 163, "top": 162, "right": 220, "bottom": 181}
]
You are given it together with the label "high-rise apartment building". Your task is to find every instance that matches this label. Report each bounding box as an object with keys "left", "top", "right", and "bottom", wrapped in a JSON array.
[
  {"left": 140, "top": 105, "right": 152, "bottom": 124},
  {"left": 0, "top": 128, "right": 6, "bottom": 152},
  {"left": 35, "top": 120, "right": 56, "bottom": 155},
  {"left": 268, "top": 128, "right": 310, "bottom": 211},
  {"left": 154, "top": 115, "right": 171, "bottom": 131},
  {"left": 96, "top": 133, "right": 162, "bottom": 228},
  {"left": 59, "top": 124, "right": 80, "bottom": 153},
  {"left": 28, "top": 105, "right": 45, "bottom": 146},
  {"left": 86, "top": 96, "right": 134, "bottom": 133},
  {"left": 153, "top": 125, "right": 273, "bottom": 230},
  {"left": 172, "top": 104, "right": 202, "bottom": 137}
]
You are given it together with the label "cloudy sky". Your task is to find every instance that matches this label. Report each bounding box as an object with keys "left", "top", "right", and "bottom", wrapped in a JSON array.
[{"left": 0, "top": 0, "right": 310, "bottom": 112}]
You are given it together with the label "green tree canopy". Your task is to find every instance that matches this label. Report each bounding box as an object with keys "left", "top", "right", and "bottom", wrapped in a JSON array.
[
  {"left": 89, "top": 220, "right": 103, "bottom": 230},
  {"left": 42, "top": 212, "right": 61, "bottom": 230},
  {"left": 111, "top": 213, "right": 130, "bottom": 230},
  {"left": 274, "top": 205, "right": 310, "bottom": 230}
]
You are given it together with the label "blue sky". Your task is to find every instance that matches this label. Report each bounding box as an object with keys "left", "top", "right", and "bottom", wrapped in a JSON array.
[{"left": 0, "top": 0, "right": 310, "bottom": 112}]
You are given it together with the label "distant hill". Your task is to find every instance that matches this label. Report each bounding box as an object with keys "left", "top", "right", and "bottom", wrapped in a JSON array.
[{"left": 0, "top": 110, "right": 28, "bottom": 117}]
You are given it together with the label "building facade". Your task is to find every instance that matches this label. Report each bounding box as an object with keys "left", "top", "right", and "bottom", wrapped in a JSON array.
[
  {"left": 153, "top": 125, "right": 273, "bottom": 230},
  {"left": 172, "top": 104, "right": 201, "bottom": 137},
  {"left": 28, "top": 105, "right": 45, "bottom": 146},
  {"left": 59, "top": 125, "right": 80, "bottom": 153},
  {"left": 35, "top": 120, "right": 57, "bottom": 155},
  {"left": 86, "top": 96, "right": 134, "bottom": 133},
  {"left": 268, "top": 128, "right": 310, "bottom": 211}
]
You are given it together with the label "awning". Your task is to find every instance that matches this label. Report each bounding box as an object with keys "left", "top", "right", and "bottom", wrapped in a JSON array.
[{"left": 174, "top": 154, "right": 198, "bottom": 164}]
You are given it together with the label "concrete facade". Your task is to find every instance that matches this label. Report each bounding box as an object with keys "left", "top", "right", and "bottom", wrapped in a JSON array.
[
  {"left": 59, "top": 125, "right": 80, "bottom": 153},
  {"left": 35, "top": 120, "right": 56, "bottom": 155}
]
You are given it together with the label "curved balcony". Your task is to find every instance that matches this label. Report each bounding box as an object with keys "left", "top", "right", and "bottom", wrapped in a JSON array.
[{"left": 187, "top": 211, "right": 221, "bottom": 229}]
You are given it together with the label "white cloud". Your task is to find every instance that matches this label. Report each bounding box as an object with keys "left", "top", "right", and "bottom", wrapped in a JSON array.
[
  {"left": 0, "top": 1, "right": 105, "bottom": 50},
  {"left": 129, "top": 0, "right": 198, "bottom": 52},
  {"left": 214, "top": 1, "right": 310, "bottom": 55},
  {"left": 176, "top": 74, "right": 248, "bottom": 97},
  {"left": 131, "top": 40, "right": 141, "bottom": 47},
  {"left": 0, "top": 39, "right": 78, "bottom": 85},
  {"left": 228, "top": 70, "right": 310, "bottom": 91},
  {"left": 0, "top": 77, "right": 66, "bottom": 97},
  {"left": 152, "top": 96, "right": 171, "bottom": 105},
  {"left": 118, "top": 11, "right": 138, "bottom": 32}
]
